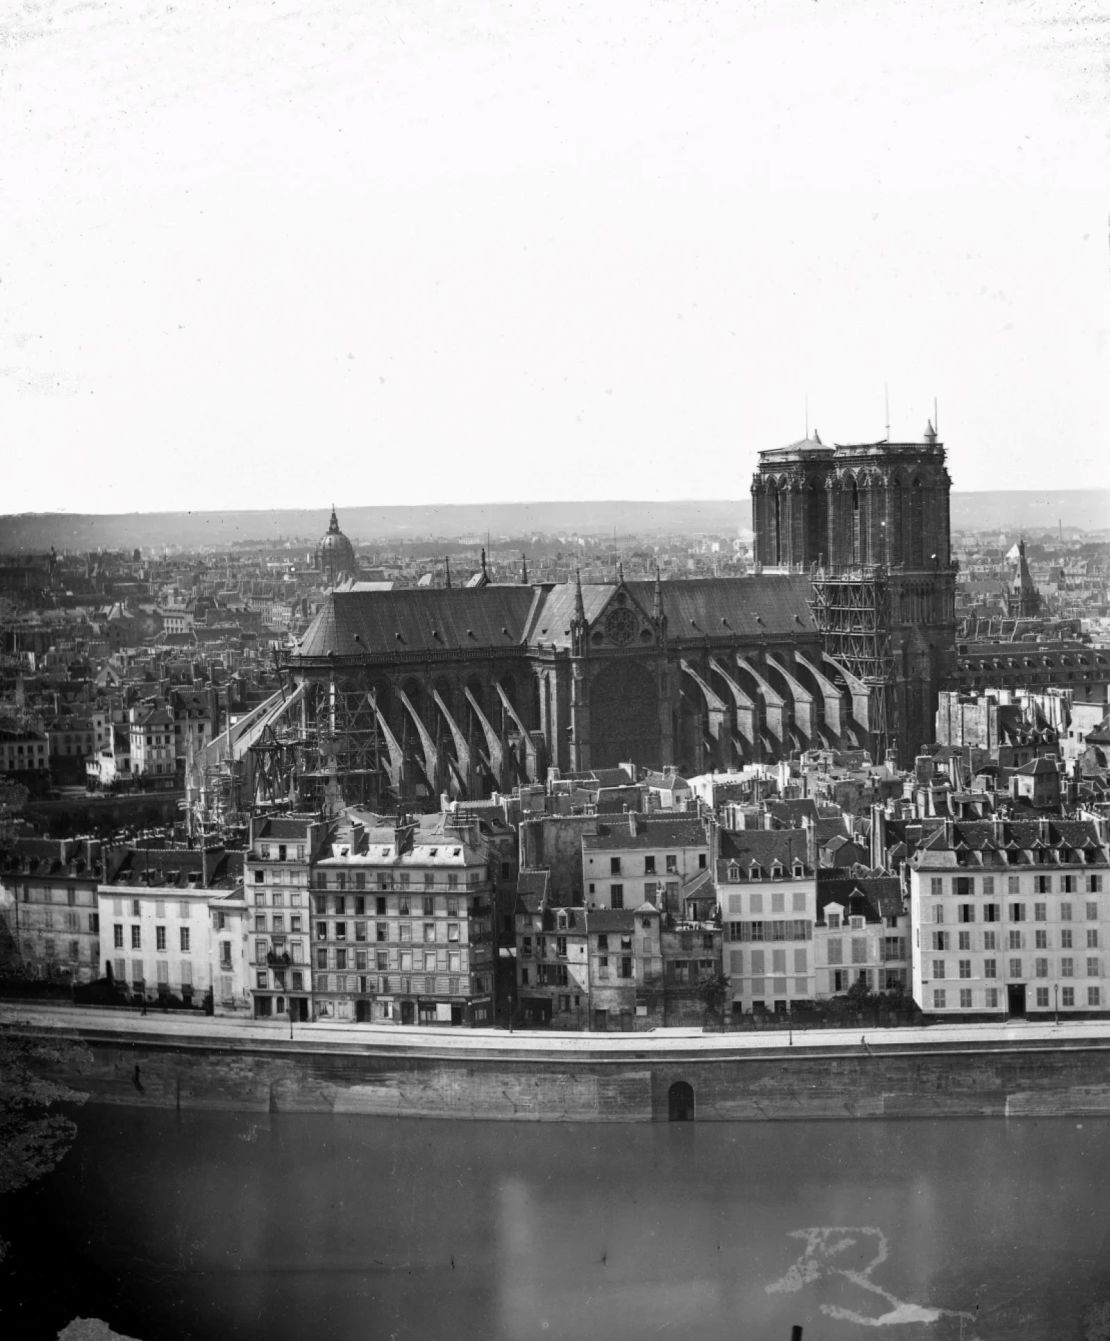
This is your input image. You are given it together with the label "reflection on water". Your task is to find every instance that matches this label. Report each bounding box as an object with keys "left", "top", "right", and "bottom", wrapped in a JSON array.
[{"left": 3, "top": 1107, "right": 1110, "bottom": 1340}]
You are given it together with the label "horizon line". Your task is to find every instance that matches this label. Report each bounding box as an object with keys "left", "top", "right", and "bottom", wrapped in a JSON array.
[{"left": 5, "top": 486, "right": 1108, "bottom": 522}]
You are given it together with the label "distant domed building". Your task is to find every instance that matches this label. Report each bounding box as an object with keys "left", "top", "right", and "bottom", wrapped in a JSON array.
[{"left": 315, "top": 507, "right": 357, "bottom": 588}]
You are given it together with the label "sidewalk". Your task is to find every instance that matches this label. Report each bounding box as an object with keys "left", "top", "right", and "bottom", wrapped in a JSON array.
[{"left": 6, "top": 999, "right": 1110, "bottom": 1058}]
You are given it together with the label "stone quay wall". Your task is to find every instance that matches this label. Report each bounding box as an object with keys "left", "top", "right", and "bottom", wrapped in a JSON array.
[{"left": 18, "top": 1021, "right": 1110, "bottom": 1122}]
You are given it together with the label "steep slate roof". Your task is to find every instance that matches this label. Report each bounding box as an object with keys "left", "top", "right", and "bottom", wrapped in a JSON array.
[
  {"left": 717, "top": 828, "right": 810, "bottom": 869},
  {"left": 294, "top": 575, "right": 818, "bottom": 660},
  {"left": 818, "top": 875, "right": 904, "bottom": 922},
  {"left": 916, "top": 818, "right": 1104, "bottom": 856},
  {"left": 295, "top": 588, "right": 537, "bottom": 659},
  {"left": 642, "top": 575, "right": 817, "bottom": 640}
]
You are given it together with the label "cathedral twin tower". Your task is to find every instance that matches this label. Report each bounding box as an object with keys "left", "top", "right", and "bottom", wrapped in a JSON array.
[{"left": 752, "top": 425, "right": 957, "bottom": 765}]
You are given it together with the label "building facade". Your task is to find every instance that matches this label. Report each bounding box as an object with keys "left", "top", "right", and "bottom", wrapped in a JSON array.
[
  {"left": 717, "top": 829, "right": 817, "bottom": 1014},
  {"left": 312, "top": 815, "right": 495, "bottom": 1026},
  {"left": 582, "top": 813, "right": 711, "bottom": 915},
  {"left": 244, "top": 815, "right": 328, "bottom": 1020},
  {"left": 814, "top": 876, "right": 909, "bottom": 997},
  {"left": 909, "top": 818, "right": 1110, "bottom": 1017}
]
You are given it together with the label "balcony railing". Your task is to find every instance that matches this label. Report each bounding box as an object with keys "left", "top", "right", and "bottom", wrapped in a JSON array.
[{"left": 266, "top": 951, "right": 291, "bottom": 967}]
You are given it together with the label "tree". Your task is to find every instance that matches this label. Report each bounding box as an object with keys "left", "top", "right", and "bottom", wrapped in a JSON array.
[
  {"left": 0, "top": 1027, "right": 89, "bottom": 1263},
  {"left": 697, "top": 970, "right": 730, "bottom": 1022}
]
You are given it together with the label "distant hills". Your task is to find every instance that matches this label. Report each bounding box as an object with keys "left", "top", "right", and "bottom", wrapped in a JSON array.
[{"left": 0, "top": 491, "right": 1107, "bottom": 553}]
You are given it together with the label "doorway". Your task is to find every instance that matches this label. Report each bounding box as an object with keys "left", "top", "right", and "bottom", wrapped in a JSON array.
[
  {"left": 400, "top": 1000, "right": 415, "bottom": 1025},
  {"left": 1007, "top": 983, "right": 1026, "bottom": 1017},
  {"left": 668, "top": 1081, "right": 695, "bottom": 1122}
]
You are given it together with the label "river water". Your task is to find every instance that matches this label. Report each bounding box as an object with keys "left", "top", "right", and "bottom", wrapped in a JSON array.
[{"left": 3, "top": 1106, "right": 1110, "bottom": 1340}]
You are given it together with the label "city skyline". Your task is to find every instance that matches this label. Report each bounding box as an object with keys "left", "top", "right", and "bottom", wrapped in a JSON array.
[{"left": 2, "top": 0, "right": 1108, "bottom": 515}]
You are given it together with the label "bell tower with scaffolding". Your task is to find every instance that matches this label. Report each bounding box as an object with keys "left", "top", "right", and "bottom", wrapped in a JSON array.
[{"left": 752, "top": 422, "right": 956, "bottom": 765}]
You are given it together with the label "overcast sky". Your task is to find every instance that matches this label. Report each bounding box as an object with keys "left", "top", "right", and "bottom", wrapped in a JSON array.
[{"left": 2, "top": 0, "right": 1108, "bottom": 515}]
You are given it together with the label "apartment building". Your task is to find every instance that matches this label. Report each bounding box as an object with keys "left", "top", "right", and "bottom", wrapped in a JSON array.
[
  {"left": 312, "top": 814, "right": 495, "bottom": 1026},
  {"left": 814, "top": 875, "right": 908, "bottom": 997},
  {"left": 909, "top": 817, "right": 1110, "bottom": 1017},
  {"left": 244, "top": 814, "right": 328, "bottom": 1020},
  {"left": 1, "top": 841, "right": 101, "bottom": 983},
  {"left": 128, "top": 704, "right": 176, "bottom": 782},
  {"left": 582, "top": 813, "right": 711, "bottom": 916},
  {"left": 717, "top": 828, "right": 817, "bottom": 1015},
  {"left": 515, "top": 889, "right": 591, "bottom": 1028},
  {"left": 586, "top": 906, "right": 663, "bottom": 1031}
]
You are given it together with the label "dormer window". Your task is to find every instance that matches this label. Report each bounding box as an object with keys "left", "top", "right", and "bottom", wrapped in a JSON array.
[
  {"left": 770, "top": 862, "right": 784, "bottom": 879},
  {"left": 792, "top": 861, "right": 805, "bottom": 878},
  {"left": 850, "top": 916, "right": 865, "bottom": 930},
  {"left": 728, "top": 864, "right": 740, "bottom": 882},
  {"left": 827, "top": 912, "right": 841, "bottom": 929},
  {"left": 749, "top": 864, "right": 763, "bottom": 881}
]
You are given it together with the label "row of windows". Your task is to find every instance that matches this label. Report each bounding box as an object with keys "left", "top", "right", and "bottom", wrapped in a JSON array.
[
  {"left": 931, "top": 929, "right": 1099, "bottom": 951},
  {"left": 315, "top": 948, "right": 468, "bottom": 974},
  {"left": 312, "top": 920, "right": 465, "bottom": 944},
  {"left": 600, "top": 854, "right": 693, "bottom": 875},
  {"left": 110, "top": 958, "right": 195, "bottom": 987},
  {"left": 827, "top": 968, "right": 906, "bottom": 992},
  {"left": 22, "top": 910, "right": 98, "bottom": 932},
  {"left": 927, "top": 874, "right": 1103, "bottom": 896},
  {"left": 274, "top": 971, "right": 486, "bottom": 997},
  {"left": 255, "top": 844, "right": 307, "bottom": 862},
  {"left": 110, "top": 898, "right": 196, "bottom": 918},
  {"left": 36, "top": 938, "right": 95, "bottom": 961},
  {"left": 729, "top": 948, "right": 809, "bottom": 975},
  {"left": 727, "top": 890, "right": 811, "bottom": 916},
  {"left": 932, "top": 902, "right": 1101, "bottom": 924},
  {"left": 314, "top": 869, "right": 482, "bottom": 891},
  {"left": 933, "top": 986, "right": 1101, "bottom": 1009},
  {"left": 17, "top": 887, "right": 95, "bottom": 906},
  {"left": 931, "top": 957, "right": 1102, "bottom": 979},
  {"left": 724, "top": 862, "right": 807, "bottom": 882},
  {"left": 826, "top": 936, "right": 907, "bottom": 964},
  {"left": 726, "top": 921, "right": 814, "bottom": 943},
  {"left": 739, "top": 977, "right": 808, "bottom": 997},
  {"left": 113, "top": 924, "right": 190, "bottom": 951},
  {"left": 310, "top": 894, "right": 464, "bottom": 917}
]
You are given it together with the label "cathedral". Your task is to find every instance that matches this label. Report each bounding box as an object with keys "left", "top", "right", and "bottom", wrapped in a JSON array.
[{"left": 272, "top": 427, "right": 956, "bottom": 807}]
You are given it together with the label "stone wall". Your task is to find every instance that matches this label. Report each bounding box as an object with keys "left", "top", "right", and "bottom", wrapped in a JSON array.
[{"left": 25, "top": 1026, "right": 1110, "bottom": 1123}]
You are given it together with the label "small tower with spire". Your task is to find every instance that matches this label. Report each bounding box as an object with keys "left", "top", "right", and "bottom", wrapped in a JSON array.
[
  {"left": 520, "top": 553, "right": 529, "bottom": 584},
  {"left": 652, "top": 562, "right": 667, "bottom": 642},
  {"left": 570, "top": 566, "right": 588, "bottom": 656},
  {"left": 1008, "top": 537, "right": 1042, "bottom": 619}
]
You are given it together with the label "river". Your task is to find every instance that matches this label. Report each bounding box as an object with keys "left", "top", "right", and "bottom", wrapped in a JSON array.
[{"left": 3, "top": 1106, "right": 1110, "bottom": 1340}]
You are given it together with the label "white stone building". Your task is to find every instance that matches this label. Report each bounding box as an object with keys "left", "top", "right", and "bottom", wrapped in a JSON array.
[
  {"left": 909, "top": 817, "right": 1110, "bottom": 1017},
  {"left": 717, "top": 828, "right": 817, "bottom": 1015}
]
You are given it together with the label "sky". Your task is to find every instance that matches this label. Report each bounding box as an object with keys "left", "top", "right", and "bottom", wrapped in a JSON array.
[{"left": 2, "top": 0, "right": 1108, "bottom": 515}]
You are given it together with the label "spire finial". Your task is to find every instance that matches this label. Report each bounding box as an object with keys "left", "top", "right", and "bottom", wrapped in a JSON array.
[
  {"left": 480, "top": 547, "right": 488, "bottom": 577},
  {"left": 618, "top": 558, "right": 624, "bottom": 583},
  {"left": 574, "top": 565, "right": 586, "bottom": 623},
  {"left": 653, "top": 562, "right": 663, "bottom": 623},
  {"left": 520, "top": 553, "right": 529, "bottom": 584},
  {"left": 444, "top": 555, "right": 452, "bottom": 589}
]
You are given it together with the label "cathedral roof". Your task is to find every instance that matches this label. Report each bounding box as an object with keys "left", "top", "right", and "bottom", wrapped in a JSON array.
[
  {"left": 294, "top": 587, "right": 537, "bottom": 658},
  {"left": 292, "top": 574, "right": 819, "bottom": 660}
]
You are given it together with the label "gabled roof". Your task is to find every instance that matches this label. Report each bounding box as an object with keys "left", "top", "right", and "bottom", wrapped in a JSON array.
[{"left": 294, "top": 588, "right": 536, "bottom": 658}]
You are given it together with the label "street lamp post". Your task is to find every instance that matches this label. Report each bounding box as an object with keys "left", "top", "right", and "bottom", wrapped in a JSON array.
[{"left": 1054, "top": 983, "right": 1059, "bottom": 1026}]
